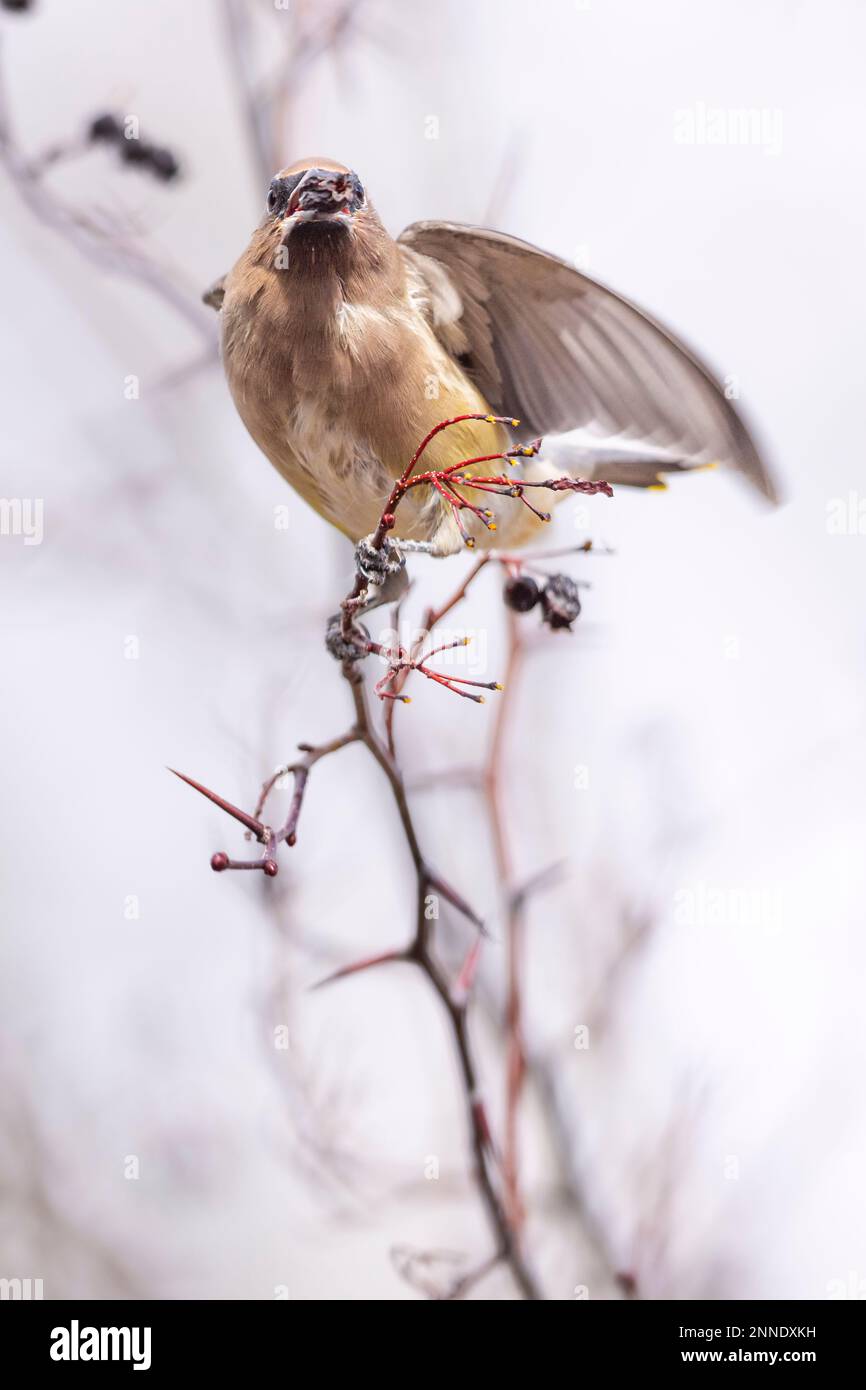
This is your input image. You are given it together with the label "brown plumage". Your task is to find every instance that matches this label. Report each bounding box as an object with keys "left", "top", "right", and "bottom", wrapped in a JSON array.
[{"left": 209, "top": 157, "right": 775, "bottom": 556}]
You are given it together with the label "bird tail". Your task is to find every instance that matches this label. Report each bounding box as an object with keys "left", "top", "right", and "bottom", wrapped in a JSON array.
[
  {"left": 541, "top": 436, "right": 711, "bottom": 491},
  {"left": 490, "top": 436, "right": 710, "bottom": 550},
  {"left": 426, "top": 431, "right": 710, "bottom": 555}
]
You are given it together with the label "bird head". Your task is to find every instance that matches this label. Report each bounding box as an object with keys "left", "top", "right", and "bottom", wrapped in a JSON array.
[{"left": 253, "top": 156, "right": 387, "bottom": 277}]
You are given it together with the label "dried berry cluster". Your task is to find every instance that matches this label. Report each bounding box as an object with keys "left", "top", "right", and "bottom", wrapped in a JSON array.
[
  {"left": 88, "top": 113, "right": 180, "bottom": 182},
  {"left": 503, "top": 571, "right": 582, "bottom": 629}
]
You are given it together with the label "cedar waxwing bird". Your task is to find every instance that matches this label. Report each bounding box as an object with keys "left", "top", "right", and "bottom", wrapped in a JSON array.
[{"left": 206, "top": 158, "right": 776, "bottom": 557}]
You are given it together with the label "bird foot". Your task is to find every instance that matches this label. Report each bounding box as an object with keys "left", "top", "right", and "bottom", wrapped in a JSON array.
[
  {"left": 351, "top": 534, "right": 416, "bottom": 613},
  {"left": 354, "top": 533, "right": 406, "bottom": 586}
]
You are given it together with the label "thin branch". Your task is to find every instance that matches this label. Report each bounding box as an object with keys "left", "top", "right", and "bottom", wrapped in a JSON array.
[
  {"left": 485, "top": 608, "right": 528, "bottom": 1229},
  {"left": 312, "top": 671, "right": 541, "bottom": 1296}
]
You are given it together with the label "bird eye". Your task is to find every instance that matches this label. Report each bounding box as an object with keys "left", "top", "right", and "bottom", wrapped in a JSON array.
[{"left": 266, "top": 185, "right": 280, "bottom": 215}]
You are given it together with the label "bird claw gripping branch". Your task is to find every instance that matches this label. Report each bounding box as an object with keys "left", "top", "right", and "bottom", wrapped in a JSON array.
[{"left": 354, "top": 533, "right": 406, "bottom": 587}]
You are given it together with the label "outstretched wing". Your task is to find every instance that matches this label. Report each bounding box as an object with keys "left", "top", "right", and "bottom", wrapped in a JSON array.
[{"left": 398, "top": 221, "right": 776, "bottom": 499}]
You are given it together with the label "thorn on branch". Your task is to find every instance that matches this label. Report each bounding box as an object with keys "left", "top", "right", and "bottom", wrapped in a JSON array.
[
  {"left": 168, "top": 768, "right": 267, "bottom": 841},
  {"left": 311, "top": 949, "right": 406, "bottom": 991},
  {"left": 426, "top": 870, "right": 486, "bottom": 933},
  {"left": 451, "top": 939, "right": 484, "bottom": 1008},
  {"left": 509, "top": 860, "right": 567, "bottom": 916}
]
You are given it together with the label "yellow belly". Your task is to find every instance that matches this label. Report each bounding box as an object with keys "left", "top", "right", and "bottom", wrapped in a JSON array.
[{"left": 227, "top": 299, "right": 546, "bottom": 555}]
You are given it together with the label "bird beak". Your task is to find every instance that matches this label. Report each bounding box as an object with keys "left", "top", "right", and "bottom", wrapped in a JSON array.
[{"left": 281, "top": 168, "right": 365, "bottom": 232}]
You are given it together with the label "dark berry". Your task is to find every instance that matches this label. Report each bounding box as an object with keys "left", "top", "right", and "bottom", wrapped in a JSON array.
[
  {"left": 503, "top": 574, "right": 540, "bottom": 613},
  {"left": 119, "top": 137, "right": 153, "bottom": 165},
  {"left": 210, "top": 852, "right": 229, "bottom": 872},
  {"left": 541, "top": 573, "right": 582, "bottom": 630},
  {"left": 88, "top": 113, "right": 122, "bottom": 143},
  {"left": 148, "top": 146, "right": 180, "bottom": 181},
  {"left": 262, "top": 859, "right": 279, "bottom": 878}
]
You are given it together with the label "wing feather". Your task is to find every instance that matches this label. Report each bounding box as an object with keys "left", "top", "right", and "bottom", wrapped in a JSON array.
[{"left": 399, "top": 222, "right": 776, "bottom": 499}]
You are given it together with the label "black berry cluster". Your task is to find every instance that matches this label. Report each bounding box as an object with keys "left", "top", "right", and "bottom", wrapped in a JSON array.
[
  {"left": 88, "top": 113, "right": 180, "bottom": 182},
  {"left": 503, "top": 572, "right": 582, "bottom": 630}
]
